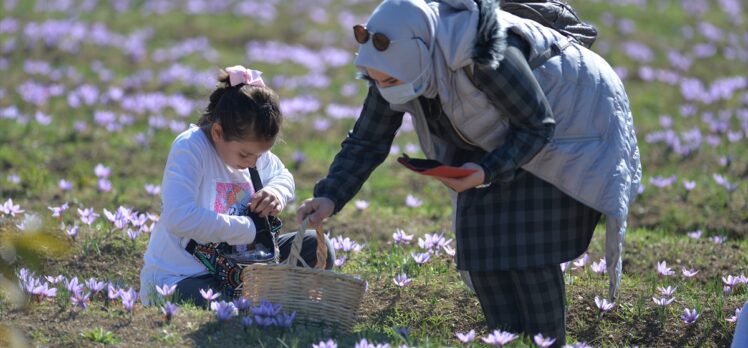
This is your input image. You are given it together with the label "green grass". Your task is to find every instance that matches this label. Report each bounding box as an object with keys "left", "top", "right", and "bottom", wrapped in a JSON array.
[{"left": 1, "top": 0, "right": 747, "bottom": 346}]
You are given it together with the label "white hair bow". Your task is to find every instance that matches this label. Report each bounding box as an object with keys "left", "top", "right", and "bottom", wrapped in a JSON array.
[{"left": 225, "top": 65, "right": 265, "bottom": 87}]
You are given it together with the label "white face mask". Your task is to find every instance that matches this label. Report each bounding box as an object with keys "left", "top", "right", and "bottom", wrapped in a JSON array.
[{"left": 377, "top": 62, "right": 430, "bottom": 105}]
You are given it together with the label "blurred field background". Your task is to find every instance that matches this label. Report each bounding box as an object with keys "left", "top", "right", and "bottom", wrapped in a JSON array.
[{"left": 0, "top": 0, "right": 747, "bottom": 346}]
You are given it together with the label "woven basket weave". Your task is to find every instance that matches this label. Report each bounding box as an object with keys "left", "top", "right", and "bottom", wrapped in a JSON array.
[{"left": 240, "top": 220, "right": 366, "bottom": 331}]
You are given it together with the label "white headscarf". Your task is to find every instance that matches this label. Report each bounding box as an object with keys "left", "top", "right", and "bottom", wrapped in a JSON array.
[{"left": 354, "top": 0, "right": 440, "bottom": 99}]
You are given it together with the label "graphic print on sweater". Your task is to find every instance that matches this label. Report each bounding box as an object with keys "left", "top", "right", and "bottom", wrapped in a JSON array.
[{"left": 213, "top": 182, "right": 255, "bottom": 216}]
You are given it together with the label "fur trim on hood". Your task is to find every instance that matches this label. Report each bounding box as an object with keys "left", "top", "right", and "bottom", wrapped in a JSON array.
[{"left": 472, "top": 0, "right": 506, "bottom": 68}]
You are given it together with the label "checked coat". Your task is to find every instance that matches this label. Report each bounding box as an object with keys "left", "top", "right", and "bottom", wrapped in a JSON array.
[{"left": 314, "top": 28, "right": 601, "bottom": 272}]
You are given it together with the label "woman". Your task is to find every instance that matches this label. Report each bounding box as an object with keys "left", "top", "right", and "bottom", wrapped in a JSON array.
[{"left": 296, "top": 0, "right": 641, "bottom": 344}]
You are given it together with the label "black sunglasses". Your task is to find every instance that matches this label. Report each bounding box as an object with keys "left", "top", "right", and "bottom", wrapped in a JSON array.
[{"left": 353, "top": 24, "right": 391, "bottom": 51}]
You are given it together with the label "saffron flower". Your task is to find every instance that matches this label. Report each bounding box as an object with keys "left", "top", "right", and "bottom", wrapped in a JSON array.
[
  {"left": 242, "top": 316, "right": 253, "bottom": 328},
  {"left": 687, "top": 230, "right": 702, "bottom": 239},
  {"left": 71, "top": 291, "right": 90, "bottom": 310},
  {"left": 562, "top": 343, "right": 594, "bottom": 348},
  {"left": 58, "top": 179, "right": 73, "bottom": 191},
  {"left": 481, "top": 329, "right": 518, "bottom": 346},
  {"left": 591, "top": 259, "right": 607, "bottom": 274},
  {"left": 722, "top": 275, "right": 740, "bottom": 288},
  {"left": 657, "top": 286, "right": 677, "bottom": 297},
  {"left": 121, "top": 288, "right": 137, "bottom": 313},
  {"left": 411, "top": 252, "right": 431, "bottom": 265},
  {"left": 156, "top": 283, "right": 176, "bottom": 298},
  {"left": 94, "top": 163, "right": 111, "bottom": 178},
  {"left": 681, "top": 308, "right": 699, "bottom": 325},
  {"left": 334, "top": 256, "right": 347, "bottom": 268},
  {"left": 572, "top": 254, "right": 589, "bottom": 270},
  {"left": 48, "top": 202, "right": 69, "bottom": 218},
  {"left": 86, "top": 278, "right": 106, "bottom": 293},
  {"left": 560, "top": 262, "right": 570, "bottom": 273},
  {"left": 274, "top": 311, "right": 296, "bottom": 328},
  {"left": 31, "top": 282, "right": 57, "bottom": 299},
  {"left": 653, "top": 297, "right": 675, "bottom": 306},
  {"left": 211, "top": 300, "right": 238, "bottom": 321},
  {"left": 392, "top": 229, "right": 414, "bottom": 245},
  {"left": 682, "top": 268, "right": 699, "bottom": 278},
  {"left": 77, "top": 207, "right": 99, "bottom": 226},
  {"left": 354, "top": 200, "right": 369, "bottom": 210},
  {"left": 405, "top": 194, "right": 422, "bottom": 208},
  {"left": 161, "top": 302, "right": 178, "bottom": 323},
  {"left": 594, "top": 296, "right": 615, "bottom": 312},
  {"left": 393, "top": 273, "right": 412, "bottom": 287},
  {"left": 726, "top": 308, "right": 742, "bottom": 323},
  {"left": 233, "top": 298, "right": 252, "bottom": 312},
  {"left": 2, "top": 198, "right": 24, "bottom": 216},
  {"left": 533, "top": 334, "right": 556, "bottom": 347},
  {"left": 144, "top": 184, "right": 160, "bottom": 195},
  {"left": 455, "top": 329, "right": 476, "bottom": 343},
  {"left": 656, "top": 261, "right": 674, "bottom": 277},
  {"left": 199, "top": 288, "right": 220, "bottom": 302},
  {"left": 331, "top": 236, "right": 362, "bottom": 252},
  {"left": 313, "top": 339, "right": 337, "bottom": 348}
]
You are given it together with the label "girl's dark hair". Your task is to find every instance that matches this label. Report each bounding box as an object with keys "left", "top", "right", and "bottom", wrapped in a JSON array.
[{"left": 197, "top": 69, "right": 282, "bottom": 142}]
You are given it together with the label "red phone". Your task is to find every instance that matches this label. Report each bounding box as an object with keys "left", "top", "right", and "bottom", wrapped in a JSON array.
[{"left": 397, "top": 154, "right": 478, "bottom": 178}]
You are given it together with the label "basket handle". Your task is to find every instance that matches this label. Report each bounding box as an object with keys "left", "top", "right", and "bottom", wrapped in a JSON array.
[{"left": 286, "top": 217, "right": 328, "bottom": 269}]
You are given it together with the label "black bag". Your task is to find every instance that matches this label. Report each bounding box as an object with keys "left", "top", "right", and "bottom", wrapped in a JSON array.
[{"left": 500, "top": 0, "right": 598, "bottom": 49}]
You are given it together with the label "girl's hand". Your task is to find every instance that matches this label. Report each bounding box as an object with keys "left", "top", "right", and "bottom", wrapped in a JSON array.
[
  {"left": 295, "top": 197, "right": 335, "bottom": 228},
  {"left": 434, "top": 163, "right": 486, "bottom": 193},
  {"left": 249, "top": 188, "right": 282, "bottom": 217}
]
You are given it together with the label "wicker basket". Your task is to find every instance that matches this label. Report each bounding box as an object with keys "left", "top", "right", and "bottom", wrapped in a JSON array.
[{"left": 240, "top": 220, "right": 366, "bottom": 331}]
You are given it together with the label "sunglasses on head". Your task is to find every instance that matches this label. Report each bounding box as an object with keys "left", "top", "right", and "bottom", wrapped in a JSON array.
[{"left": 353, "top": 24, "right": 391, "bottom": 51}]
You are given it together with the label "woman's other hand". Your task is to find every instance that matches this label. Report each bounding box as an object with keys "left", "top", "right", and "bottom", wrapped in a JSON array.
[
  {"left": 295, "top": 197, "right": 335, "bottom": 228},
  {"left": 435, "top": 162, "right": 486, "bottom": 192}
]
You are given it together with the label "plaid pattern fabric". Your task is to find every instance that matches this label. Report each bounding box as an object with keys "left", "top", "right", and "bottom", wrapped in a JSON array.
[
  {"left": 469, "top": 266, "right": 566, "bottom": 347},
  {"left": 314, "top": 37, "right": 601, "bottom": 270}
]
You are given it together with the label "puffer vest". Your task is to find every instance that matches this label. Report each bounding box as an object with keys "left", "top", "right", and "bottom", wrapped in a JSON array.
[{"left": 390, "top": 9, "right": 642, "bottom": 299}]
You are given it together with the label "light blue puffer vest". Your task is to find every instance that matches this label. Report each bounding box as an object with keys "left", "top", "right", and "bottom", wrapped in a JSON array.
[{"left": 390, "top": 9, "right": 642, "bottom": 299}]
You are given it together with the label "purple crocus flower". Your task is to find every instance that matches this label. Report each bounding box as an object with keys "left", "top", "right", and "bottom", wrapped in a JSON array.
[
  {"left": 687, "top": 230, "right": 702, "bottom": 239},
  {"left": 392, "top": 229, "right": 414, "bottom": 245},
  {"left": 682, "top": 268, "right": 699, "bottom": 278},
  {"left": 58, "top": 179, "right": 73, "bottom": 191},
  {"left": 31, "top": 282, "right": 57, "bottom": 299},
  {"left": 405, "top": 194, "right": 423, "bottom": 208},
  {"left": 211, "top": 300, "right": 238, "bottom": 321},
  {"left": 48, "top": 202, "right": 69, "bottom": 218},
  {"left": 254, "top": 315, "right": 276, "bottom": 328},
  {"left": 594, "top": 296, "right": 615, "bottom": 312},
  {"left": 77, "top": 207, "right": 99, "bottom": 226},
  {"left": 161, "top": 302, "right": 178, "bottom": 323},
  {"left": 683, "top": 180, "right": 696, "bottom": 191},
  {"left": 331, "top": 236, "right": 362, "bottom": 253},
  {"left": 313, "top": 339, "right": 337, "bottom": 348},
  {"left": 242, "top": 316, "right": 253, "bottom": 328},
  {"left": 233, "top": 298, "right": 252, "bottom": 312},
  {"left": 274, "top": 311, "right": 296, "bottom": 328},
  {"left": 251, "top": 299, "right": 282, "bottom": 317},
  {"left": 393, "top": 273, "right": 412, "bottom": 287},
  {"left": 86, "top": 278, "right": 106, "bottom": 293},
  {"left": 98, "top": 178, "right": 112, "bottom": 192},
  {"left": 681, "top": 308, "right": 699, "bottom": 325},
  {"left": 65, "top": 277, "right": 83, "bottom": 294},
  {"left": 44, "top": 275, "right": 64, "bottom": 284},
  {"left": 126, "top": 228, "right": 140, "bottom": 240},
  {"left": 481, "top": 329, "right": 518, "bottom": 346},
  {"left": 572, "top": 254, "right": 589, "bottom": 270},
  {"left": 657, "top": 286, "right": 677, "bottom": 297},
  {"left": 533, "top": 333, "right": 556, "bottom": 347},
  {"left": 354, "top": 200, "right": 369, "bottom": 210},
  {"left": 107, "top": 283, "right": 121, "bottom": 301},
  {"left": 713, "top": 173, "right": 737, "bottom": 192},
  {"left": 560, "top": 262, "right": 570, "bottom": 273},
  {"left": 7, "top": 174, "right": 20, "bottom": 185},
  {"left": 653, "top": 297, "right": 676, "bottom": 306},
  {"left": 455, "top": 329, "right": 476, "bottom": 343},
  {"left": 657, "top": 261, "right": 675, "bottom": 277},
  {"left": 2, "top": 198, "right": 24, "bottom": 216},
  {"left": 709, "top": 235, "right": 727, "bottom": 244},
  {"left": 121, "top": 288, "right": 137, "bottom": 313},
  {"left": 334, "top": 256, "right": 347, "bottom": 268},
  {"left": 65, "top": 224, "right": 79, "bottom": 239},
  {"left": 723, "top": 275, "right": 740, "bottom": 288},
  {"left": 650, "top": 175, "right": 677, "bottom": 188},
  {"left": 726, "top": 308, "right": 742, "bottom": 323},
  {"left": 411, "top": 252, "right": 431, "bottom": 265},
  {"left": 562, "top": 342, "right": 594, "bottom": 348},
  {"left": 94, "top": 163, "right": 111, "bottom": 178},
  {"left": 71, "top": 291, "right": 90, "bottom": 310},
  {"left": 156, "top": 283, "right": 176, "bottom": 298},
  {"left": 199, "top": 288, "right": 220, "bottom": 302},
  {"left": 591, "top": 259, "right": 607, "bottom": 274},
  {"left": 144, "top": 184, "right": 161, "bottom": 196}
]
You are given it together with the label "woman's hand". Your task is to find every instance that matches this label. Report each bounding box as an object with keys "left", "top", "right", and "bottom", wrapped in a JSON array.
[
  {"left": 295, "top": 197, "right": 335, "bottom": 228},
  {"left": 249, "top": 188, "right": 283, "bottom": 217},
  {"left": 434, "top": 162, "right": 486, "bottom": 192}
]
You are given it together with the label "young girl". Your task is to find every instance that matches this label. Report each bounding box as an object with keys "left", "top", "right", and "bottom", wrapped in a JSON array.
[{"left": 140, "top": 65, "right": 334, "bottom": 306}]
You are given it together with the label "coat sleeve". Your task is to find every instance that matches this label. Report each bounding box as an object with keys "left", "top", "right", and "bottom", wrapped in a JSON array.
[
  {"left": 158, "top": 139, "right": 256, "bottom": 245},
  {"left": 313, "top": 86, "right": 404, "bottom": 213},
  {"left": 258, "top": 151, "right": 295, "bottom": 213},
  {"left": 473, "top": 35, "right": 556, "bottom": 184}
]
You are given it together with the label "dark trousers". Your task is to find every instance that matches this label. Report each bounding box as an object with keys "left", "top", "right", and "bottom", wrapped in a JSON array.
[
  {"left": 175, "top": 230, "right": 335, "bottom": 307},
  {"left": 469, "top": 265, "right": 566, "bottom": 347}
]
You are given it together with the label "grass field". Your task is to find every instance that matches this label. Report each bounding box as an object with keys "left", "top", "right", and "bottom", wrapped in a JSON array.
[{"left": 1, "top": 0, "right": 747, "bottom": 347}]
